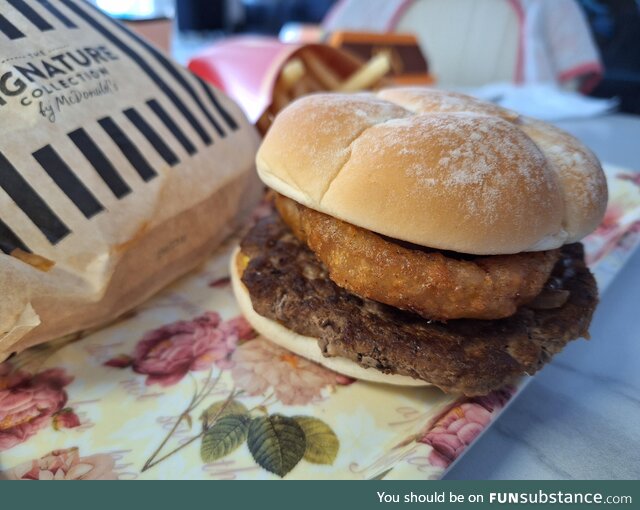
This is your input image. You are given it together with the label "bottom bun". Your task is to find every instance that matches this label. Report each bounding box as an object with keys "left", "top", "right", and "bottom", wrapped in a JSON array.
[{"left": 230, "top": 248, "right": 430, "bottom": 387}]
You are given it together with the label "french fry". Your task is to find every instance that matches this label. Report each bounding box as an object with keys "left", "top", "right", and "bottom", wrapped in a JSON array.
[
  {"left": 271, "top": 79, "right": 290, "bottom": 113},
  {"left": 338, "top": 51, "right": 391, "bottom": 92},
  {"left": 300, "top": 50, "right": 342, "bottom": 90},
  {"left": 284, "top": 61, "right": 327, "bottom": 102},
  {"left": 256, "top": 112, "right": 271, "bottom": 134},
  {"left": 280, "top": 58, "right": 305, "bottom": 91},
  {"left": 264, "top": 46, "right": 392, "bottom": 134},
  {"left": 290, "top": 77, "right": 311, "bottom": 98},
  {"left": 301, "top": 71, "right": 326, "bottom": 93}
]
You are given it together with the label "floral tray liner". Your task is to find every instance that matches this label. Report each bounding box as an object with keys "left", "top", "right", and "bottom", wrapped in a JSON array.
[{"left": 1, "top": 164, "right": 638, "bottom": 481}]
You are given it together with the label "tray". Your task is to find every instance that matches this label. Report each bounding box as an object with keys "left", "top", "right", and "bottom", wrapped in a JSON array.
[{"left": 1, "top": 164, "right": 639, "bottom": 480}]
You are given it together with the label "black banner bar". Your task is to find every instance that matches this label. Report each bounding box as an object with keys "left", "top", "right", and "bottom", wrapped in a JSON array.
[
  {"left": 68, "top": 128, "right": 131, "bottom": 199},
  {"left": 196, "top": 76, "right": 239, "bottom": 132},
  {"left": 36, "top": 0, "right": 78, "bottom": 29},
  {"left": 60, "top": 0, "right": 212, "bottom": 146},
  {"left": 0, "top": 151, "right": 70, "bottom": 244},
  {"left": 98, "top": 117, "right": 157, "bottom": 182},
  {"left": 124, "top": 107, "right": 179, "bottom": 167},
  {"left": 8, "top": 0, "right": 54, "bottom": 32},
  {"left": 33, "top": 145, "right": 104, "bottom": 219},
  {"left": 0, "top": 14, "right": 25, "bottom": 40},
  {"left": 0, "top": 219, "right": 30, "bottom": 255},
  {"left": 147, "top": 99, "right": 197, "bottom": 156}
]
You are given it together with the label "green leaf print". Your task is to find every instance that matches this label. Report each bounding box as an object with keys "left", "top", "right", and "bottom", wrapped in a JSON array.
[
  {"left": 293, "top": 416, "right": 339, "bottom": 465},
  {"left": 200, "top": 414, "right": 250, "bottom": 462},
  {"left": 247, "top": 414, "right": 306, "bottom": 477},
  {"left": 200, "top": 399, "right": 248, "bottom": 430}
]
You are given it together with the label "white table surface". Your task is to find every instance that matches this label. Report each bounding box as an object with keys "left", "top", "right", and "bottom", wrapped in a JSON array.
[{"left": 444, "top": 113, "right": 640, "bottom": 480}]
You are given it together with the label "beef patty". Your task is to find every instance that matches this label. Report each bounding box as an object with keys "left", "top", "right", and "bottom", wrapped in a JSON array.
[{"left": 239, "top": 213, "right": 598, "bottom": 395}]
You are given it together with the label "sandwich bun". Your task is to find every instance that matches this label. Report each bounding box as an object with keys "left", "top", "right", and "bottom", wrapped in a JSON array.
[
  {"left": 256, "top": 88, "right": 607, "bottom": 255},
  {"left": 230, "top": 248, "right": 430, "bottom": 386}
]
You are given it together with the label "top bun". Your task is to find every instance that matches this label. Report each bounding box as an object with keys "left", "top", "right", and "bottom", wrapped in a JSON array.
[{"left": 256, "top": 88, "right": 607, "bottom": 255}]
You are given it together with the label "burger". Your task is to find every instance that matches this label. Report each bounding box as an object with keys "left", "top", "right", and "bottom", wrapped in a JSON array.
[{"left": 231, "top": 88, "right": 608, "bottom": 395}]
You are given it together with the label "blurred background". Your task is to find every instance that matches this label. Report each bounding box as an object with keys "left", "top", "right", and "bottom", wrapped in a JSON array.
[{"left": 90, "top": 0, "right": 640, "bottom": 114}]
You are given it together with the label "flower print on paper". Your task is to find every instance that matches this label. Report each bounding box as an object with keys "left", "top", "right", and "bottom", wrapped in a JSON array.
[
  {"left": 592, "top": 204, "right": 624, "bottom": 238},
  {"left": 617, "top": 172, "right": 640, "bottom": 188},
  {"left": 418, "top": 387, "right": 514, "bottom": 468},
  {"left": 52, "top": 408, "right": 81, "bottom": 430},
  {"left": 585, "top": 203, "right": 638, "bottom": 266},
  {"left": 105, "top": 313, "right": 255, "bottom": 387},
  {"left": 209, "top": 276, "right": 231, "bottom": 288},
  {"left": 230, "top": 337, "right": 344, "bottom": 405},
  {"left": 1, "top": 447, "right": 118, "bottom": 480},
  {"left": 102, "top": 310, "right": 350, "bottom": 477},
  {"left": 0, "top": 362, "right": 79, "bottom": 451}
]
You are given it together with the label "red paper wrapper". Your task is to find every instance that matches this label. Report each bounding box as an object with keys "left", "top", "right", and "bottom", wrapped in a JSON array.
[{"left": 188, "top": 36, "right": 364, "bottom": 124}]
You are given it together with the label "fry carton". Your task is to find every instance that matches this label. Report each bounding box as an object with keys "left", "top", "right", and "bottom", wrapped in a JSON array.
[{"left": 188, "top": 36, "right": 390, "bottom": 134}]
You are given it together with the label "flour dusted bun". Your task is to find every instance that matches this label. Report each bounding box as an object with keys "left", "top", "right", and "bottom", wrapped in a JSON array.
[
  {"left": 256, "top": 88, "right": 607, "bottom": 255},
  {"left": 230, "top": 249, "right": 429, "bottom": 387},
  {"left": 518, "top": 118, "right": 608, "bottom": 244}
]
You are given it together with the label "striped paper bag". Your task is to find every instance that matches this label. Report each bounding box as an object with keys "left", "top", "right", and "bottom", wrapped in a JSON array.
[{"left": 0, "top": 0, "right": 261, "bottom": 360}]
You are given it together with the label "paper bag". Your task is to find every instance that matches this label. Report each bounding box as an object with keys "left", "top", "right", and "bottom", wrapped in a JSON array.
[{"left": 0, "top": 0, "right": 261, "bottom": 360}]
